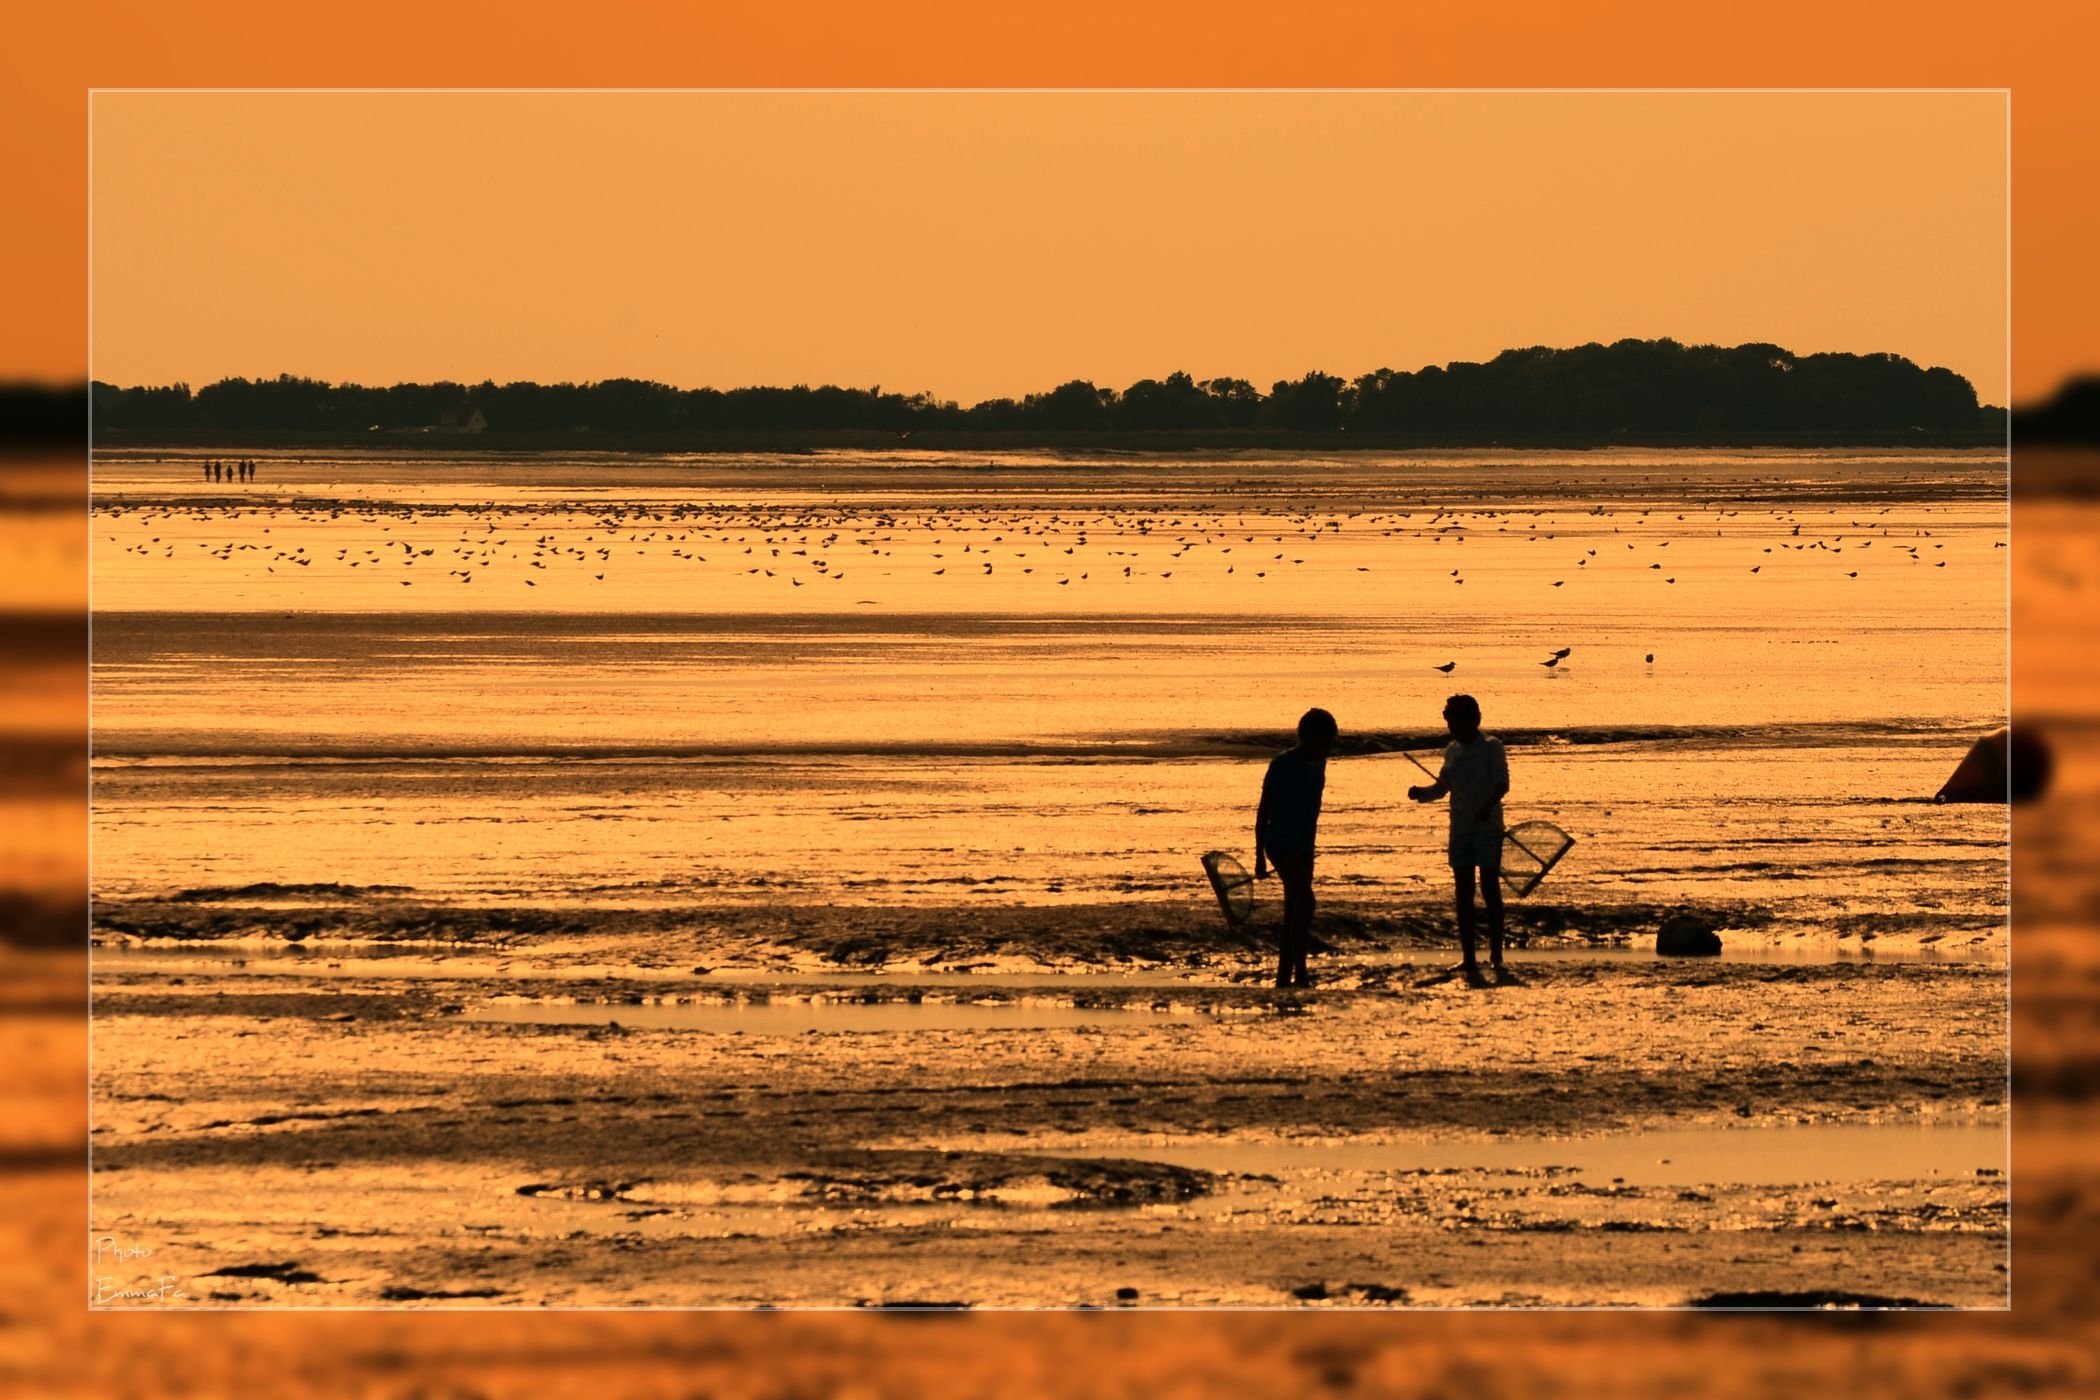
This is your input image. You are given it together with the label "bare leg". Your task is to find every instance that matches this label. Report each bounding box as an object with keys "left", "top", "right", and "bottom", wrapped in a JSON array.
[
  {"left": 1454, "top": 863, "right": 1479, "bottom": 970},
  {"left": 1292, "top": 858, "right": 1313, "bottom": 985},
  {"left": 1482, "top": 867, "right": 1505, "bottom": 969},
  {"left": 1275, "top": 852, "right": 1314, "bottom": 987}
]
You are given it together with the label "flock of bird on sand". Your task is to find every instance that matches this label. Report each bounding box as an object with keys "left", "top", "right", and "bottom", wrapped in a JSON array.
[{"left": 101, "top": 463, "right": 1998, "bottom": 679}]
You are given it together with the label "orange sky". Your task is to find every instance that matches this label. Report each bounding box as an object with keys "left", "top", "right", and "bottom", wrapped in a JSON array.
[{"left": 88, "top": 90, "right": 2008, "bottom": 405}]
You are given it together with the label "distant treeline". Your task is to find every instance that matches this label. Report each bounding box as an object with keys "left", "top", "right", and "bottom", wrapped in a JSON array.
[
  {"left": 86, "top": 339, "right": 2000, "bottom": 438},
  {"left": 2014, "top": 375, "right": 2100, "bottom": 443}
]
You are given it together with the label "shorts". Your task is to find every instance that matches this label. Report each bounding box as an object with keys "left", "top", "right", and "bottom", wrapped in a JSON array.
[
  {"left": 1268, "top": 848, "right": 1315, "bottom": 882},
  {"left": 1448, "top": 823, "right": 1503, "bottom": 870}
]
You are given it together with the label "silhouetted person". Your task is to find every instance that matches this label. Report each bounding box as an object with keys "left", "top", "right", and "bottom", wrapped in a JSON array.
[
  {"left": 201, "top": 462, "right": 210, "bottom": 483},
  {"left": 1255, "top": 707, "right": 1338, "bottom": 989},
  {"left": 1408, "top": 694, "right": 1509, "bottom": 985}
]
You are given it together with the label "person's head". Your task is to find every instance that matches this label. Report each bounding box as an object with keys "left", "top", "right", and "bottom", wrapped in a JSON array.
[
  {"left": 1297, "top": 707, "right": 1339, "bottom": 758},
  {"left": 1443, "top": 693, "right": 1482, "bottom": 739}
]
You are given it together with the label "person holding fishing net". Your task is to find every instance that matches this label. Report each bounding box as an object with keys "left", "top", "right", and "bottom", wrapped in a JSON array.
[
  {"left": 1254, "top": 707, "right": 1339, "bottom": 990},
  {"left": 1202, "top": 695, "right": 1564, "bottom": 990},
  {"left": 1407, "top": 694, "right": 1511, "bottom": 986}
]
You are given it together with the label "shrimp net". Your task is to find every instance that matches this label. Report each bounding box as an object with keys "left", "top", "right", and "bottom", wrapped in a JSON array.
[{"left": 1500, "top": 821, "right": 1574, "bottom": 897}]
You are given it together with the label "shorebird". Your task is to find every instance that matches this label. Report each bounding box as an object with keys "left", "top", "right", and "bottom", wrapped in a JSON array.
[
  {"left": 1435, "top": 662, "right": 1457, "bottom": 673},
  {"left": 1551, "top": 647, "right": 1572, "bottom": 659}
]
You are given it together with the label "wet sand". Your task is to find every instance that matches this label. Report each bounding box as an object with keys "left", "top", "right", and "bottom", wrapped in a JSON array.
[
  {"left": 82, "top": 449, "right": 2010, "bottom": 1309},
  {"left": 88, "top": 941, "right": 2004, "bottom": 1308}
]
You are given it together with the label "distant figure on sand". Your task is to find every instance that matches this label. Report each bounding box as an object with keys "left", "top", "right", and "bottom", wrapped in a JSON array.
[
  {"left": 1255, "top": 707, "right": 1338, "bottom": 989},
  {"left": 1408, "top": 694, "right": 1510, "bottom": 985},
  {"left": 201, "top": 462, "right": 210, "bottom": 483}
]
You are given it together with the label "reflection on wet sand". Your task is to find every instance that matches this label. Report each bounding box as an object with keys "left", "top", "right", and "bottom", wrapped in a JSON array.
[
  {"left": 77, "top": 449, "right": 2015, "bottom": 1309},
  {"left": 1, "top": 439, "right": 2094, "bottom": 1397}
]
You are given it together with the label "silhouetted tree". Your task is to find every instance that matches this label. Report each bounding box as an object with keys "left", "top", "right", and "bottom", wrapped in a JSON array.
[
  {"left": 1261, "top": 372, "right": 1346, "bottom": 430},
  {"left": 87, "top": 341, "right": 1998, "bottom": 438}
]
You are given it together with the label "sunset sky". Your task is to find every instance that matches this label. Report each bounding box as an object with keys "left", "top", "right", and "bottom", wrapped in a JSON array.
[{"left": 89, "top": 90, "right": 2008, "bottom": 405}]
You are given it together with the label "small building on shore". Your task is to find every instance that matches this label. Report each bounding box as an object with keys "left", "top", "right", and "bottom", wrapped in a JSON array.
[{"left": 434, "top": 405, "right": 487, "bottom": 434}]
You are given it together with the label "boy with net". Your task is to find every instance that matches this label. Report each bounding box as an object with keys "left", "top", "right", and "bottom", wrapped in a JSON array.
[
  {"left": 1407, "top": 694, "right": 1510, "bottom": 985},
  {"left": 1255, "top": 707, "right": 1338, "bottom": 989}
]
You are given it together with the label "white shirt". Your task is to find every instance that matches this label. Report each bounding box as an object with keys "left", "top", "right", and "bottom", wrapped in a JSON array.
[{"left": 1431, "top": 736, "right": 1508, "bottom": 836}]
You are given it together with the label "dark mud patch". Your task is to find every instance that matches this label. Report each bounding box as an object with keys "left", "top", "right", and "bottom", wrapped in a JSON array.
[
  {"left": 91, "top": 895, "right": 1778, "bottom": 968},
  {"left": 168, "top": 882, "right": 415, "bottom": 904},
  {"left": 1288, "top": 1281, "right": 1413, "bottom": 1304},
  {"left": 94, "top": 899, "right": 587, "bottom": 945},
  {"left": 515, "top": 1179, "right": 645, "bottom": 1202},
  {"left": 201, "top": 1262, "right": 327, "bottom": 1285},
  {"left": 1688, "top": 1289, "right": 1953, "bottom": 1309},
  {"left": 781, "top": 1150, "right": 1214, "bottom": 1208}
]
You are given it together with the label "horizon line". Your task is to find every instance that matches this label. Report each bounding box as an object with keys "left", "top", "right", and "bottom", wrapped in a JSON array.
[{"left": 83, "top": 336, "right": 2000, "bottom": 407}]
